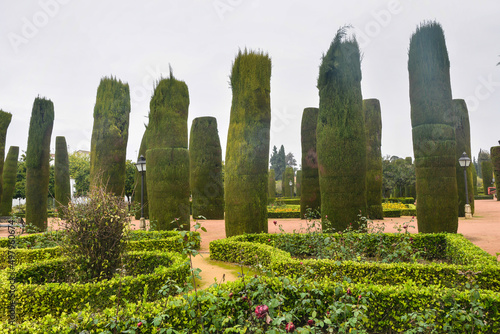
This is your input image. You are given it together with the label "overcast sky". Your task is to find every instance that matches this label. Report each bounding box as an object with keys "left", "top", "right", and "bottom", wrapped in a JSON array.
[{"left": 1, "top": 1, "right": 499, "bottom": 167}]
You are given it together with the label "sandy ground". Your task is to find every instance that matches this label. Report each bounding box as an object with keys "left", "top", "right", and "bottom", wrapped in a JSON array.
[{"left": 1, "top": 199, "right": 499, "bottom": 286}]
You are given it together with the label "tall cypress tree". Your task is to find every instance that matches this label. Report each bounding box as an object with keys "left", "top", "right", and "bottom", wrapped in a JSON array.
[
  {"left": 317, "top": 28, "right": 366, "bottom": 231},
  {"left": 147, "top": 72, "right": 190, "bottom": 230},
  {"left": 364, "top": 99, "right": 383, "bottom": 219},
  {"left": 491, "top": 146, "right": 500, "bottom": 201},
  {"left": 276, "top": 145, "right": 286, "bottom": 180},
  {"left": 300, "top": 107, "right": 321, "bottom": 218},
  {"left": 55, "top": 136, "right": 71, "bottom": 215},
  {"left": 25, "top": 97, "right": 54, "bottom": 231},
  {"left": 225, "top": 49, "right": 271, "bottom": 237},
  {"left": 0, "top": 110, "right": 12, "bottom": 205},
  {"left": 90, "top": 77, "right": 131, "bottom": 195},
  {"left": 408, "top": 21, "right": 458, "bottom": 233},
  {"left": 189, "top": 116, "right": 224, "bottom": 219},
  {"left": 268, "top": 169, "right": 276, "bottom": 199},
  {"left": 282, "top": 167, "right": 294, "bottom": 197},
  {"left": 481, "top": 160, "right": 493, "bottom": 195},
  {"left": 453, "top": 99, "right": 474, "bottom": 215},
  {"left": 134, "top": 129, "right": 148, "bottom": 219},
  {"left": 296, "top": 170, "right": 302, "bottom": 197},
  {"left": 0, "top": 146, "right": 18, "bottom": 215}
]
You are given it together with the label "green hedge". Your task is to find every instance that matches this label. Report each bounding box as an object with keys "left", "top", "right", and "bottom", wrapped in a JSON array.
[
  {"left": 210, "top": 233, "right": 500, "bottom": 291},
  {"left": 0, "top": 230, "right": 200, "bottom": 268},
  {"left": 0, "top": 250, "right": 188, "bottom": 320},
  {"left": 383, "top": 209, "right": 401, "bottom": 217},
  {"left": 475, "top": 194, "right": 494, "bottom": 200},
  {"left": 3, "top": 274, "right": 500, "bottom": 333},
  {"left": 382, "top": 197, "right": 415, "bottom": 204},
  {"left": 267, "top": 211, "right": 301, "bottom": 219},
  {"left": 268, "top": 197, "right": 300, "bottom": 205}
]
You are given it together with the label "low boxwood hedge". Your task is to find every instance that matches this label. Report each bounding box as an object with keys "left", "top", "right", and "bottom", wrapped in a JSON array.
[
  {"left": 210, "top": 233, "right": 500, "bottom": 291},
  {"left": 383, "top": 208, "right": 401, "bottom": 217},
  {"left": 1, "top": 276, "right": 499, "bottom": 333},
  {"left": 382, "top": 197, "right": 415, "bottom": 204},
  {"left": 0, "top": 230, "right": 200, "bottom": 268},
  {"left": 475, "top": 194, "right": 494, "bottom": 200},
  {"left": 0, "top": 250, "right": 189, "bottom": 320}
]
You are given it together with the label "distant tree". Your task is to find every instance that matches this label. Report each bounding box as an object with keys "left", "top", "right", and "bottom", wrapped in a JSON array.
[
  {"left": 14, "top": 154, "right": 26, "bottom": 200},
  {"left": 0, "top": 146, "right": 19, "bottom": 215},
  {"left": 0, "top": 110, "right": 12, "bottom": 205},
  {"left": 477, "top": 149, "right": 491, "bottom": 179},
  {"left": 382, "top": 156, "right": 415, "bottom": 198},
  {"left": 55, "top": 136, "right": 71, "bottom": 214},
  {"left": 270, "top": 145, "right": 286, "bottom": 180},
  {"left": 68, "top": 152, "right": 90, "bottom": 197},
  {"left": 285, "top": 152, "right": 297, "bottom": 169}
]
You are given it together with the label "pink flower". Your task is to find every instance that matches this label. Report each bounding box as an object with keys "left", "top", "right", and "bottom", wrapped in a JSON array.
[
  {"left": 307, "top": 319, "right": 314, "bottom": 326},
  {"left": 255, "top": 305, "right": 269, "bottom": 319},
  {"left": 268, "top": 239, "right": 271, "bottom": 242},
  {"left": 137, "top": 322, "right": 142, "bottom": 327},
  {"left": 347, "top": 288, "right": 351, "bottom": 295},
  {"left": 358, "top": 295, "right": 362, "bottom": 301},
  {"left": 273, "top": 220, "right": 277, "bottom": 225},
  {"left": 285, "top": 322, "right": 295, "bottom": 333}
]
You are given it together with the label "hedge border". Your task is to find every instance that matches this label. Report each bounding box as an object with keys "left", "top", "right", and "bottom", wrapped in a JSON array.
[
  {"left": 0, "top": 250, "right": 189, "bottom": 320},
  {"left": 209, "top": 233, "right": 500, "bottom": 291}
]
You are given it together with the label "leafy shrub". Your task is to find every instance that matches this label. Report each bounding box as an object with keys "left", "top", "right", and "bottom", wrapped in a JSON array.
[
  {"left": 267, "top": 204, "right": 300, "bottom": 218},
  {"left": 62, "top": 185, "right": 129, "bottom": 281}
]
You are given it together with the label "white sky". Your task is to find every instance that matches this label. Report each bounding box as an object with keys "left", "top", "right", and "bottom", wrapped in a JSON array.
[{"left": 1, "top": 0, "right": 499, "bottom": 166}]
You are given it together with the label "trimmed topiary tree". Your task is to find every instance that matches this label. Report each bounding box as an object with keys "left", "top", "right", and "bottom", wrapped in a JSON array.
[
  {"left": 296, "top": 170, "right": 302, "bottom": 197},
  {"left": 0, "top": 146, "right": 18, "bottom": 215},
  {"left": 491, "top": 146, "right": 500, "bottom": 201},
  {"left": 364, "top": 99, "right": 383, "bottom": 219},
  {"left": 481, "top": 160, "right": 493, "bottom": 195},
  {"left": 317, "top": 28, "right": 366, "bottom": 231},
  {"left": 472, "top": 163, "right": 478, "bottom": 195},
  {"left": 25, "top": 97, "right": 54, "bottom": 231},
  {"left": 0, "top": 110, "right": 12, "bottom": 205},
  {"left": 282, "top": 167, "right": 294, "bottom": 197},
  {"left": 453, "top": 99, "right": 474, "bottom": 216},
  {"left": 147, "top": 72, "right": 190, "bottom": 230},
  {"left": 268, "top": 169, "right": 276, "bottom": 199},
  {"left": 189, "top": 116, "right": 224, "bottom": 219},
  {"left": 55, "top": 136, "right": 71, "bottom": 216},
  {"left": 134, "top": 129, "right": 148, "bottom": 219},
  {"left": 300, "top": 107, "right": 321, "bottom": 218},
  {"left": 408, "top": 21, "right": 458, "bottom": 233},
  {"left": 90, "top": 76, "right": 131, "bottom": 196},
  {"left": 225, "top": 49, "right": 271, "bottom": 237}
]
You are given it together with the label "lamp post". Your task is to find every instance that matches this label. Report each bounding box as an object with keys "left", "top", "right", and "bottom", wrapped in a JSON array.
[
  {"left": 135, "top": 155, "right": 146, "bottom": 229},
  {"left": 289, "top": 180, "right": 293, "bottom": 198},
  {"left": 458, "top": 152, "right": 472, "bottom": 218}
]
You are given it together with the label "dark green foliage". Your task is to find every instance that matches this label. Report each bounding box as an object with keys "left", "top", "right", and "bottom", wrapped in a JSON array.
[
  {"left": 0, "top": 110, "right": 12, "bottom": 205},
  {"left": 25, "top": 97, "right": 54, "bottom": 231},
  {"left": 90, "top": 76, "right": 131, "bottom": 196},
  {"left": 408, "top": 21, "right": 458, "bottom": 233},
  {"left": 481, "top": 160, "right": 493, "bottom": 195},
  {"left": 472, "top": 162, "right": 478, "bottom": 195},
  {"left": 300, "top": 107, "right": 321, "bottom": 218},
  {"left": 317, "top": 28, "right": 366, "bottom": 230},
  {"left": 147, "top": 74, "right": 190, "bottom": 230},
  {"left": 477, "top": 149, "right": 490, "bottom": 178},
  {"left": 134, "top": 130, "right": 148, "bottom": 219},
  {"left": 54, "top": 137, "right": 71, "bottom": 215},
  {"left": 189, "top": 117, "right": 224, "bottom": 219},
  {"left": 364, "top": 99, "right": 383, "bottom": 219},
  {"left": 296, "top": 170, "right": 302, "bottom": 197},
  {"left": 268, "top": 169, "right": 276, "bottom": 198},
  {"left": 225, "top": 49, "right": 271, "bottom": 236},
  {"left": 62, "top": 185, "right": 128, "bottom": 281},
  {"left": 453, "top": 100, "right": 474, "bottom": 215},
  {"left": 270, "top": 145, "right": 286, "bottom": 180},
  {"left": 491, "top": 146, "right": 500, "bottom": 201},
  {"left": 282, "top": 167, "right": 294, "bottom": 197},
  {"left": 0, "top": 146, "right": 18, "bottom": 215}
]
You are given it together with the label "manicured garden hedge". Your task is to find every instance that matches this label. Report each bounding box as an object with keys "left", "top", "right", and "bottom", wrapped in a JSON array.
[
  {"left": 210, "top": 233, "right": 500, "bottom": 291},
  {"left": 0, "top": 250, "right": 188, "bottom": 320},
  {"left": 382, "top": 197, "right": 415, "bottom": 204},
  {"left": 2, "top": 273, "right": 499, "bottom": 333},
  {"left": 0, "top": 230, "right": 200, "bottom": 268},
  {"left": 475, "top": 194, "right": 494, "bottom": 200}
]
